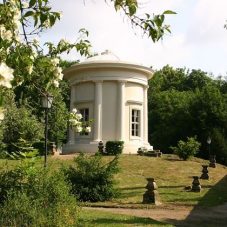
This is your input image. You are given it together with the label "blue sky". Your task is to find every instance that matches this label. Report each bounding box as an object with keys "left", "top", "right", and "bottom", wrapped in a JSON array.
[{"left": 42, "top": 0, "right": 227, "bottom": 77}]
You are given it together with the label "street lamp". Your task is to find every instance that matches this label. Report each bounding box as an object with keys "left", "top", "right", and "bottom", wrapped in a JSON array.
[
  {"left": 41, "top": 93, "right": 53, "bottom": 167},
  {"left": 207, "top": 136, "right": 211, "bottom": 157}
]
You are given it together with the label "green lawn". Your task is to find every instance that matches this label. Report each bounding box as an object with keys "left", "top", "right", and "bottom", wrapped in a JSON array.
[
  {"left": 79, "top": 209, "right": 173, "bottom": 227},
  {"left": 111, "top": 155, "right": 227, "bottom": 207},
  {"left": 0, "top": 154, "right": 227, "bottom": 207}
]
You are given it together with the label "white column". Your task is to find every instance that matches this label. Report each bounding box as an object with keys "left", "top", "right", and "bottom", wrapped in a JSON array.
[
  {"left": 143, "top": 85, "right": 149, "bottom": 143},
  {"left": 93, "top": 81, "right": 103, "bottom": 141},
  {"left": 68, "top": 85, "right": 76, "bottom": 144},
  {"left": 118, "top": 81, "right": 125, "bottom": 141}
]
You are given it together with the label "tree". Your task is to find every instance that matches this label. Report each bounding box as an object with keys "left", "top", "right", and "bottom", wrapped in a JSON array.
[
  {"left": 148, "top": 66, "right": 227, "bottom": 165},
  {"left": 0, "top": 0, "right": 175, "bottom": 146}
]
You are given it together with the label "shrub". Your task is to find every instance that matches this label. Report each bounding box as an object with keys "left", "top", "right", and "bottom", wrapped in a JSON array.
[
  {"left": 2, "top": 104, "right": 44, "bottom": 153},
  {"left": 105, "top": 141, "right": 124, "bottom": 155},
  {"left": 0, "top": 123, "right": 6, "bottom": 158},
  {"left": 171, "top": 137, "right": 201, "bottom": 160},
  {"left": 0, "top": 161, "right": 79, "bottom": 226},
  {"left": 64, "top": 153, "right": 119, "bottom": 202}
]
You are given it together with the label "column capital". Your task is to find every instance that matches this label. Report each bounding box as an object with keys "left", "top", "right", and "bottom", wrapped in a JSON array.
[
  {"left": 144, "top": 84, "right": 149, "bottom": 89},
  {"left": 71, "top": 81, "right": 80, "bottom": 86},
  {"left": 93, "top": 80, "right": 103, "bottom": 83},
  {"left": 118, "top": 80, "right": 127, "bottom": 84}
]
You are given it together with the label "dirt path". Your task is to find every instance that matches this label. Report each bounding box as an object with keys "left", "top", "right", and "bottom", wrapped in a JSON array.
[{"left": 84, "top": 203, "right": 227, "bottom": 227}]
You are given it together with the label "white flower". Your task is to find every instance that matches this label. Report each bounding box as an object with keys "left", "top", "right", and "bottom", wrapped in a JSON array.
[
  {"left": 13, "top": 9, "right": 21, "bottom": 20},
  {"left": 69, "top": 118, "right": 78, "bottom": 126},
  {"left": 13, "top": 10, "right": 21, "bottom": 28},
  {"left": 4, "top": 30, "right": 12, "bottom": 41},
  {"left": 0, "top": 25, "right": 6, "bottom": 34},
  {"left": 75, "top": 126, "right": 82, "bottom": 133},
  {"left": 76, "top": 113, "right": 82, "bottom": 120},
  {"left": 33, "top": 38, "right": 39, "bottom": 46},
  {"left": 43, "top": 19, "right": 50, "bottom": 28},
  {"left": 0, "top": 62, "right": 14, "bottom": 88},
  {"left": 22, "top": 1, "right": 29, "bottom": 8},
  {"left": 58, "top": 39, "right": 68, "bottom": 48},
  {"left": 15, "top": 33, "right": 21, "bottom": 43},
  {"left": 32, "top": 51, "right": 38, "bottom": 58},
  {"left": 0, "top": 25, "right": 12, "bottom": 41},
  {"left": 53, "top": 80, "right": 59, "bottom": 88},
  {"left": 85, "top": 126, "right": 91, "bottom": 133},
  {"left": 0, "top": 108, "right": 4, "bottom": 121},
  {"left": 51, "top": 58, "right": 60, "bottom": 66},
  {"left": 53, "top": 66, "right": 63, "bottom": 80},
  {"left": 26, "top": 65, "right": 33, "bottom": 75},
  {"left": 72, "top": 108, "right": 77, "bottom": 114}
]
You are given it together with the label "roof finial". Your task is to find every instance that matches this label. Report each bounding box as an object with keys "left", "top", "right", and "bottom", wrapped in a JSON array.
[{"left": 101, "top": 49, "right": 111, "bottom": 55}]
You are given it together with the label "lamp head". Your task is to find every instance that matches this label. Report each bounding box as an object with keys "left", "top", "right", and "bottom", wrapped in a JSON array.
[{"left": 41, "top": 93, "right": 53, "bottom": 109}]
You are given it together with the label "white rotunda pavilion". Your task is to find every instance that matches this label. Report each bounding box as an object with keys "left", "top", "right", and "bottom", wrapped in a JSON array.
[{"left": 62, "top": 50, "right": 153, "bottom": 154}]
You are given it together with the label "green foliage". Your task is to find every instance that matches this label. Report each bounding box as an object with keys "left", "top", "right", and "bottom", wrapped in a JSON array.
[
  {"left": 64, "top": 153, "right": 119, "bottom": 202},
  {"left": 0, "top": 121, "right": 6, "bottom": 156},
  {"left": 171, "top": 137, "right": 201, "bottom": 160},
  {"left": 48, "top": 91, "right": 69, "bottom": 146},
  {"left": 5, "top": 149, "right": 39, "bottom": 160},
  {"left": 2, "top": 98, "right": 43, "bottom": 153},
  {"left": 148, "top": 65, "right": 227, "bottom": 165},
  {"left": 210, "top": 128, "right": 227, "bottom": 165},
  {"left": 0, "top": 161, "right": 79, "bottom": 226},
  {"left": 112, "top": 0, "right": 175, "bottom": 42},
  {"left": 105, "top": 141, "right": 124, "bottom": 155}
]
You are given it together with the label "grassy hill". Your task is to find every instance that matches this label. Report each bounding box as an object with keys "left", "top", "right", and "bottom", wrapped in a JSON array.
[
  {"left": 0, "top": 154, "right": 226, "bottom": 226},
  {"left": 49, "top": 154, "right": 227, "bottom": 207},
  {"left": 1, "top": 154, "right": 226, "bottom": 207}
]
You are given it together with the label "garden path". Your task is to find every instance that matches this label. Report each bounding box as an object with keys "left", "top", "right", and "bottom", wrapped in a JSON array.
[{"left": 84, "top": 202, "right": 227, "bottom": 226}]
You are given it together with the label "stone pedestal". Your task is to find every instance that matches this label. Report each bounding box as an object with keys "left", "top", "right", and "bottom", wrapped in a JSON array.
[
  {"left": 143, "top": 178, "right": 161, "bottom": 205},
  {"left": 98, "top": 141, "right": 104, "bottom": 154},
  {"left": 50, "top": 142, "right": 57, "bottom": 155},
  {"left": 200, "top": 165, "right": 209, "bottom": 180},
  {"left": 209, "top": 155, "right": 216, "bottom": 168},
  {"left": 191, "top": 176, "right": 201, "bottom": 192}
]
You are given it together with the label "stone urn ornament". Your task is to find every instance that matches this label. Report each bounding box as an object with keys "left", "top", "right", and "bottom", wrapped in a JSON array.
[
  {"left": 200, "top": 165, "right": 209, "bottom": 180},
  {"left": 143, "top": 178, "right": 161, "bottom": 205},
  {"left": 98, "top": 141, "right": 104, "bottom": 154},
  {"left": 191, "top": 176, "right": 202, "bottom": 192},
  {"left": 50, "top": 142, "right": 57, "bottom": 155},
  {"left": 209, "top": 155, "right": 216, "bottom": 168}
]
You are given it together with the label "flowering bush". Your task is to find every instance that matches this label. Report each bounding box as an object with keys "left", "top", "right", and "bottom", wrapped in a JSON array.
[
  {"left": 69, "top": 108, "right": 92, "bottom": 134},
  {"left": 0, "top": 0, "right": 91, "bottom": 100},
  {"left": 0, "top": 0, "right": 91, "bottom": 150}
]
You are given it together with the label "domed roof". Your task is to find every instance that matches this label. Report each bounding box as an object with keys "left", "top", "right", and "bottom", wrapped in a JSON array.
[
  {"left": 64, "top": 49, "right": 154, "bottom": 80},
  {"left": 82, "top": 50, "right": 120, "bottom": 63}
]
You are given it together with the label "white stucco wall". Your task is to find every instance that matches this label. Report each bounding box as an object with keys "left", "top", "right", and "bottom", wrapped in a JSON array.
[
  {"left": 125, "top": 82, "right": 144, "bottom": 102},
  {"left": 75, "top": 82, "right": 94, "bottom": 102}
]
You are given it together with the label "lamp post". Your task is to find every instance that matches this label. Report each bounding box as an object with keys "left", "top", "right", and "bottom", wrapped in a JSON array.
[
  {"left": 41, "top": 93, "right": 53, "bottom": 167},
  {"left": 207, "top": 136, "right": 211, "bottom": 157}
]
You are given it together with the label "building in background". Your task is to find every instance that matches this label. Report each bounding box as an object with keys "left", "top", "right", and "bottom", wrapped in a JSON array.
[{"left": 62, "top": 50, "right": 153, "bottom": 154}]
